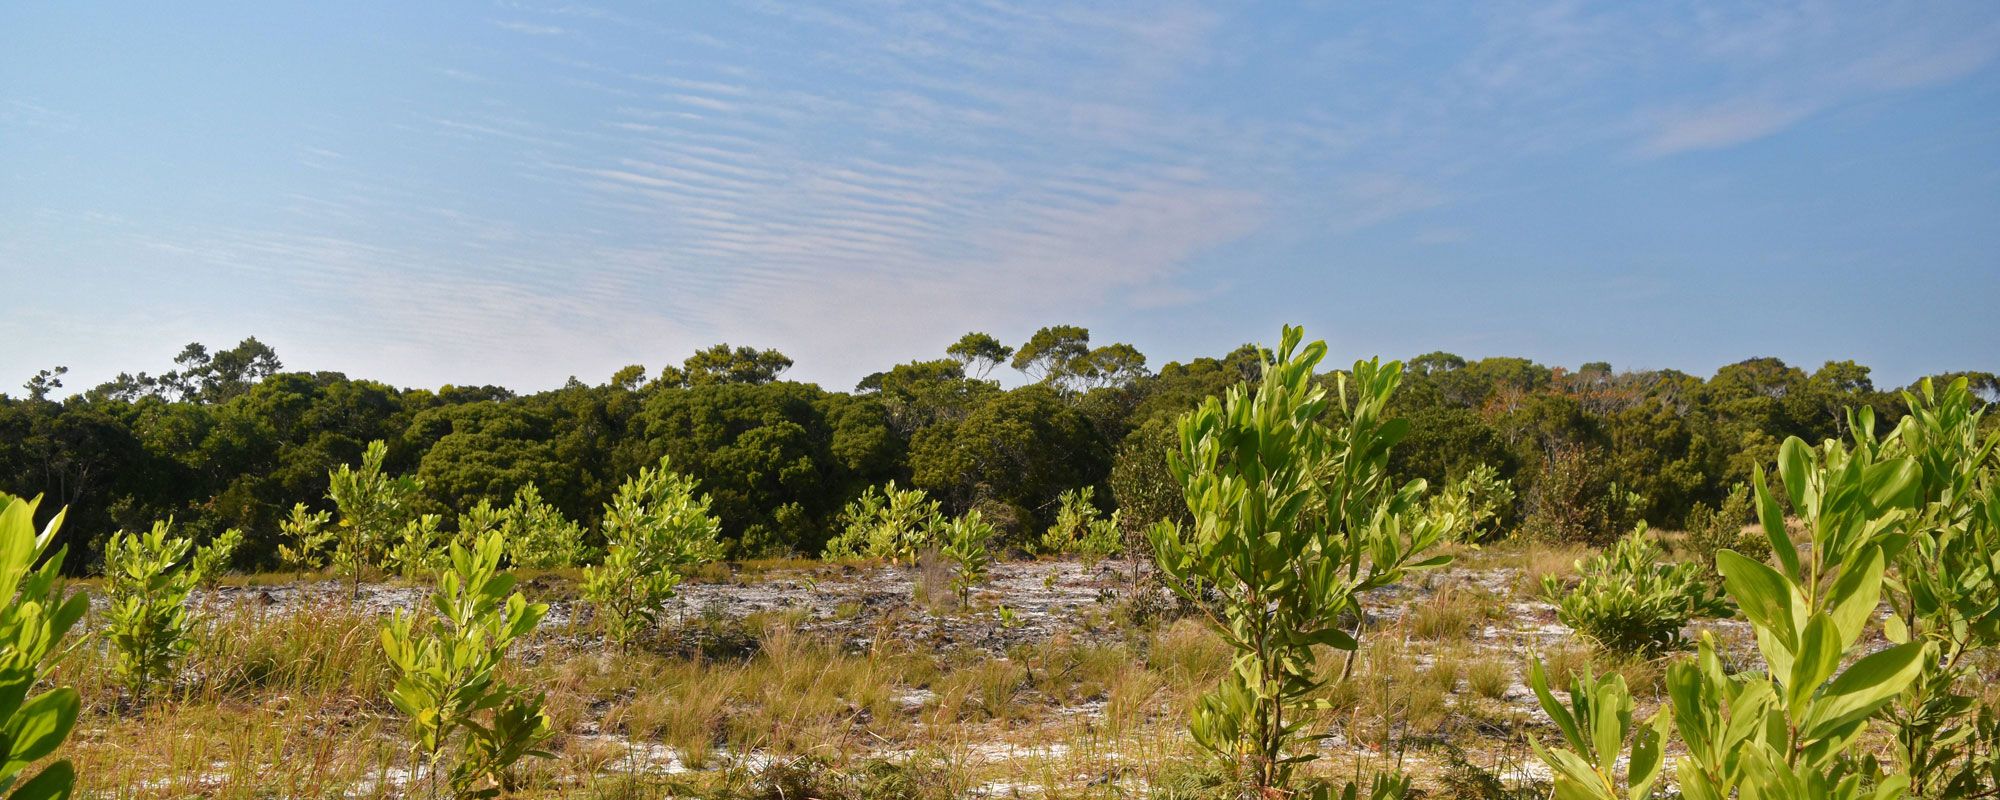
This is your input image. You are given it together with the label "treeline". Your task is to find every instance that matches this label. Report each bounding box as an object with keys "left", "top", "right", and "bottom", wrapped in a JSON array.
[{"left": 2, "top": 331, "right": 1994, "bottom": 571}]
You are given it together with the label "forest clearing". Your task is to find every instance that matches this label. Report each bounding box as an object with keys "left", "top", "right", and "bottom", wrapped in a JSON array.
[{"left": 2, "top": 325, "right": 1994, "bottom": 800}]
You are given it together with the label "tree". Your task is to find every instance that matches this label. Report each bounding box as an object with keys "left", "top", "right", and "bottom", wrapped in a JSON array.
[
  {"left": 1076, "top": 343, "right": 1150, "bottom": 389},
  {"left": 946, "top": 333, "right": 1013, "bottom": 379},
  {"left": 1011, "top": 325, "right": 1092, "bottom": 385},
  {"left": 667, "top": 344, "right": 794, "bottom": 387},
  {"left": 626, "top": 382, "right": 898, "bottom": 555},
  {"left": 908, "top": 385, "right": 1109, "bottom": 539},
  {"left": 608, "top": 365, "right": 647, "bottom": 391},
  {"left": 21, "top": 367, "right": 66, "bottom": 402}
]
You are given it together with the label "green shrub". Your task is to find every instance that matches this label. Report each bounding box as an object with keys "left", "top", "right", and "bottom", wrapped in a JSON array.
[
  {"left": 189, "top": 526, "right": 243, "bottom": 584},
  {"left": 939, "top": 510, "right": 995, "bottom": 606},
  {"left": 275, "top": 503, "right": 334, "bottom": 571},
  {"left": 1878, "top": 377, "right": 2000, "bottom": 797},
  {"left": 583, "top": 456, "right": 721, "bottom": 647},
  {"left": 1683, "top": 483, "right": 1760, "bottom": 578},
  {"left": 499, "top": 484, "right": 590, "bottom": 569},
  {"left": 1522, "top": 445, "right": 1641, "bottom": 545},
  {"left": 103, "top": 520, "right": 207, "bottom": 704},
  {"left": 1542, "top": 524, "right": 1729, "bottom": 655},
  {"left": 0, "top": 494, "right": 89, "bottom": 797},
  {"left": 1037, "top": 486, "right": 1121, "bottom": 561},
  {"left": 1149, "top": 326, "right": 1449, "bottom": 792},
  {"left": 1526, "top": 659, "right": 1669, "bottom": 800},
  {"left": 328, "top": 439, "right": 425, "bottom": 596},
  {"left": 381, "top": 531, "right": 552, "bottom": 798},
  {"left": 821, "top": 482, "right": 943, "bottom": 561},
  {"left": 1531, "top": 432, "right": 1930, "bottom": 799},
  {"left": 1435, "top": 463, "right": 1515, "bottom": 541},
  {"left": 383, "top": 513, "right": 446, "bottom": 578}
]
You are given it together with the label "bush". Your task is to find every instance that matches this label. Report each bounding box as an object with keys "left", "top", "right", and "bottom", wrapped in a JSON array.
[
  {"left": 1521, "top": 445, "right": 1641, "bottom": 545},
  {"left": 103, "top": 520, "right": 207, "bottom": 704},
  {"left": 1439, "top": 463, "right": 1515, "bottom": 541},
  {"left": 939, "top": 510, "right": 995, "bottom": 607},
  {"left": 381, "top": 531, "right": 552, "bottom": 796},
  {"left": 500, "top": 483, "right": 590, "bottom": 569},
  {"left": 1682, "top": 482, "right": 1762, "bottom": 578},
  {"left": 583, "top": 456, "right": 722, "bottom": 647},
  {"left": 820, "top": 482, "right": 943, "bottom": 561},
  {"left": 1149, "top": 327, "right": 1448, "bottom": 791},
  {"left": 1542, "top": 524, "right": 1729, "bottom": 655},
  {"left": 1037, "top": 486, "right": 1121, "bottom": 561}
]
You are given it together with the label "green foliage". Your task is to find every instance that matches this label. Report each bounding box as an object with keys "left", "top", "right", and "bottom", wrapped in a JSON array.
[
  {"left": 1526, "top": 659, "right": 1669, "bottom": 800},
  {"left": 1037, "top": 487, "right": 1122, "bottom": 561},
  {"left": 1874, "top": 376, "right": 2000, "bottom": 797},
  {"left": 907, "top": 383, "right": 1110, "bottom": 539},
  {"left": 1522, "top": 445, "right": 1643, "bottom": 545},
  {"left": 383, "top": 514, "right": 447, "bottom": 579},
  {"left": 821, "top": 482, "right": 944, "bottom": 561},
  {"left": 1149, "top": 326, "right": 1451, "bottom": 791},
  {"left": 498, "top": 484, "right": 589, "bottom": 569},
  {"left": 0, "top": 494, "right": 87, "bottom": 798},
  {"left": 582, "top": 456, "right": 721, "bottom": 647},
  {"left": 380, "top": 531, "right": 552, "bottom": 798},
  {"left": 660, "top": 343, "right": 794, "bottom": 387},
  {"left": 1543, "top": 524, "right": 1730, "bottom": 655},
  {"left": 1533, "top": 426, "right": 1930, "bottom": 800},
  {"left": 1682, "top": 482, "right": 1760, "bottom": 579},
  {"left": 327, "top": 440, "right": 424, "bottom": 595},
  {"left": 1108, "top": 418, "right": 1189, "bottom": 534},
  {"left": 189, "top": 526, "right": 243, "bottom": 585},
  {"left": 1432, "top": 463, "right": 1514, "bottom": 541},
  {"left": 945, "top": 332, "right": 1013, "bottom": 379},
  {"left": 940, "top": 510, "right": 995, "bottom": 606},
  {"left": 275, "top": 503, "right": 334, "bottom": 571},
  {"left": 103, "top": 520, "right": 206, "bottom": 704}
]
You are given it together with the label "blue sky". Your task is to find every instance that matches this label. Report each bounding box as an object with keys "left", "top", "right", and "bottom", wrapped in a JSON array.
[{"left": 4, "top": 1, "right": 1997, "bottom": 393}]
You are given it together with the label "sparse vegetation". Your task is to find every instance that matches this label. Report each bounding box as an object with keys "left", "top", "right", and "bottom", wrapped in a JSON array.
[{"left": 5, "top": 326, "right": 1997, "bottom": 797}]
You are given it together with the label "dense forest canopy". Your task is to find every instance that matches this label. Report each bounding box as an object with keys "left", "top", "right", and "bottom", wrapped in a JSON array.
[{"left": 5, "top": 331, "right": 1994, "bottom": 571}]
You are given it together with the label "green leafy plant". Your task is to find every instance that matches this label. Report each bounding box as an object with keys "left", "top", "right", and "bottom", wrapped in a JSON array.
[
  {"left": 1436, "top": 463, "right": 1515, "bottom": 542},
  {"left": 381, "top": 531, "right": 553, "bottom": 798},
  {"left": 1874, "top": 377, "right": 2000, "bottom": 797},
  {"left": 499, "top": 484, "right": 589, "bottom": 570},
  {"left": 102, "top": 520, "right": 206, "bottom": 705},
  {"left": 383, "top": 514, "right": 446, "bottom": 579},
  {"left": 275, "top": 503, "right": 334, "bottom": 571},
  {"left": 1683, "top": 483, "right": 1762, "bottom": 580},
  {"left": 821, "top": 481, "right": 945, "bottom": 561},
  {"left": 1148, "top": 326, "right": 1452, "bottom": 792},
  {"left": 1534, "top": 429, "right": 1929, "bottom": 800},
  {"left": 1525, "top": 659, "right": 1668, "bottom": 800},
  {"left": 0, "top": 494, "right": 87, "bottom": 799},
  {"left": 1038, "top": 486, "right": 1123, "bottom": 562},
  {"left": 1542, "top": 523, "right": 1730, "bottom": 655},
  {"left": 1523, "top": 445, "right": 1642, "bottom": 545},
  {"left": 582, "top": 456, "right": 721, "bottom": 647},
  {"left": 189, "top": 526, "right": 243, "bottom": 586},
  {"left": 328, "top": 440, "right": 424, "bottom": 597},
  {"left": 940, "top": 510, "right": 996, "bottom": 607}
]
